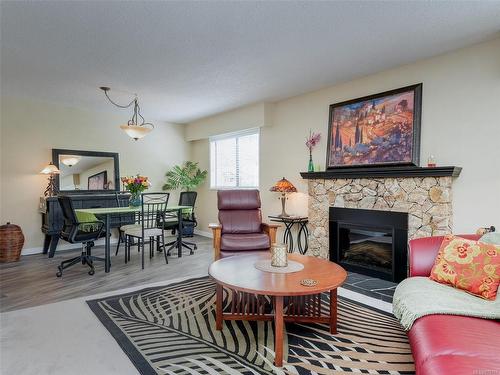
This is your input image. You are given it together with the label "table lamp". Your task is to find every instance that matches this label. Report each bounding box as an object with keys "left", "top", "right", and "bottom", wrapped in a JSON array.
[
  {"left": 270, "top": 177, "right": 297, "bottom": 217},
  {"left": 40, "top": 162, "right": 60, "bottom": 197}
]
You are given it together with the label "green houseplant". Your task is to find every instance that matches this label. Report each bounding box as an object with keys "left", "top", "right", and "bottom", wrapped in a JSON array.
[
  {"left": 162, "top": 161, "right": 207, "bottom": 191},
  {"left": 163, "top": 161, "right": 207, "bottom": 236}
]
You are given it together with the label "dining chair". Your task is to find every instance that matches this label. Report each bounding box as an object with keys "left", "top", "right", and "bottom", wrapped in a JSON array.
[
  {"left": 115, "top": 191, "right": 140, "bottom": 256},
  {"left": 164, "top": 191, "right": 198, "bottom": 255},
  {"left": 56, "top": 196, "right": 105, "bottom": 277},
  {"left": 123, "top": 192, "right": 170, "bottom": 269}
]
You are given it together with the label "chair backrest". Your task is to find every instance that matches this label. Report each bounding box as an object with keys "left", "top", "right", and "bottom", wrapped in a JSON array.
[
  {"left": 217, "top": 189, "right": 262, "bottom": 234},
  {"left": 58, "top": 195, "right": 79, "bottom": 241},
  {"left": 141, "top": 192, "right": 170, "bottom": 230},
  {"left": 115, "top": 191, "right": 130, "bottom": 208},
  {"left": 179, "top": 191, "right": 197, "bottom": 207}
]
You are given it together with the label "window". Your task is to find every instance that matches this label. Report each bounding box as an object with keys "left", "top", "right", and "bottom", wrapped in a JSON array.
[{"left": 210, "top": 128, "right": 259, "bottom": 189}]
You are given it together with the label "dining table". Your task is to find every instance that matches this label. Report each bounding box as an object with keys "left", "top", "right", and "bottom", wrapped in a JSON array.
[{"left": 75, "top": 205, "right": 192, "bottom": 273}]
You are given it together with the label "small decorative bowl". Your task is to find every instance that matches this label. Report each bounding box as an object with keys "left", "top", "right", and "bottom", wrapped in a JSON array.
[{"left": 300, "top": 278, "right": 318, "bottom": 287}]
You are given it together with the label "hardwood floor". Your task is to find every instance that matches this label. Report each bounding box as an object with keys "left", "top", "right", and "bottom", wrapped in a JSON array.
[{"left": 0, "top": 235, "right": 213, "bottom": 313}]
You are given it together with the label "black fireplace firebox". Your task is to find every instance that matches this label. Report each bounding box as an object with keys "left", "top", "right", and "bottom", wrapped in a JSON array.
[{"left": 329, "top": 207, "right": 408, "bottom": 282}]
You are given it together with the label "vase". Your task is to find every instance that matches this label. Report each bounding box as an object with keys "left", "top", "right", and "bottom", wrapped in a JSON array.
[
  {"left": 129, "top": 193, "right": 141, "bottom": 207},
  {"left": 308, "top": 152, "right": 314, "bottom": 172},
  {"left": 271, "top": 243, "right": 288, "bottom": 267}
]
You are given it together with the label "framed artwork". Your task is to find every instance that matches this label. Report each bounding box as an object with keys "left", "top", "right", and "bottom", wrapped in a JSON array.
[
  {"left": 326, "top": 83, "right": 422, "bottom": 169},
  {"left": 88, "top": 171, "right": 107, "bottom": 190}
]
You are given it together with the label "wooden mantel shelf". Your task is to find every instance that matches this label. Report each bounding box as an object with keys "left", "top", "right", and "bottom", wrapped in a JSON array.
[{"left": 300, "top": 166, "right": 462, "bottom": 179}]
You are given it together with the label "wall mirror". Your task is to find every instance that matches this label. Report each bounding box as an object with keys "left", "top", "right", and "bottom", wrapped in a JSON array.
[{"left": 52, "top": 149, "right": 120, "bottom": 193}]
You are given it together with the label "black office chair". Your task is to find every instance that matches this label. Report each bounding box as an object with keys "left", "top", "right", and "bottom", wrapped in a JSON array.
[
  {"left": 164, "top": 191, "right": 198, "bottom": 255},
  {"left": 123, "top": 193, "right": 170, "bottom": 269},
  {"left": 56, "top": 196, "right": 105, "bottom": 277}
]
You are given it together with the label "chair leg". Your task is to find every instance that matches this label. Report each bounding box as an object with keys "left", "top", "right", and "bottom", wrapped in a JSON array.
[
  {"left": 124, "top": 235, "right": 128, "bottom": 264},
  {"left": 162, "top": 232, "right": 168, "bottom": 264},
  {"left": 115, "top": 231, "right": 123, "bottom": 256},
  {"left": 141, "top": 239, "right": 144, "bottom": 270}
]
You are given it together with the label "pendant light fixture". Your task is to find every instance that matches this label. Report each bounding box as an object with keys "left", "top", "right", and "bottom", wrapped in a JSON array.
[
  {"left": 60, "top": 155, "right": 81, "bottom": 167},
  {"left": 99, "top": 87, "right": 154, "bottom": 141}
]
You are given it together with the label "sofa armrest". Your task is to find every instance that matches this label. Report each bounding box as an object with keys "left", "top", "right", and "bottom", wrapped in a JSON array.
[
  {"left": 262, "top": 223, "right": 279, "bottom": 246},
  {"left": 409, "top": 234, "right": 481, "bottom": 277},
  {"left": 209, "top": 223, "right": 222, "bottom": 260}
]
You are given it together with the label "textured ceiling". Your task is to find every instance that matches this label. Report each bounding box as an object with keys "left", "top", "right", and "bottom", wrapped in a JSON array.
[{"left": 1, "top": 1, "right": 500, "bottom": 123}]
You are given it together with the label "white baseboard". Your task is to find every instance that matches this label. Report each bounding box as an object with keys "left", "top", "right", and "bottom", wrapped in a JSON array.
[
  {"left": 21, "top": 238, "right": 119, "bottom": 256},
  {"left": 194, "top": 229, "right": 213, "bottom": 238},
  {"left": 22, "top": 231, "right": 211, "bottom": 256}
]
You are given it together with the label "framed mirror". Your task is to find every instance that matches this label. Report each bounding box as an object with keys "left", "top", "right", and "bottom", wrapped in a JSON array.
[{"left": 52, "top": 149, "right": 120, "bottom": 193}]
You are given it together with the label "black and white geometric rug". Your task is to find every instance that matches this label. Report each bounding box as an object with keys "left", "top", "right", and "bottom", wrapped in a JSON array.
[{"left": 87, "top": 277, "right": 415, "bottom": 374}]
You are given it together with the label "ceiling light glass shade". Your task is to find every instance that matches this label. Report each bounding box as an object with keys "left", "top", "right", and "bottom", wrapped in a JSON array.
[
  {"left": 40, "top": 162, "right": 60, "bottom": 175},
  {"left": 120, "top": 124, "right": 153, "bottom": 141},
  {"left": 60, "top": 155, "right": 81, "bottom": 167},
  {"left": 270, "top": 177, "right": 297, "bottom": 193}
]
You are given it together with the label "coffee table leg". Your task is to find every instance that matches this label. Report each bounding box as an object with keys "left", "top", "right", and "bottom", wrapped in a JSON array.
[
  {"left": 216, "top": 284, "right": 223, "bottom": 330},
  {"left": 330, "top": 289, "right": 338, "bottom": 334},
  {"left": 274, "top": 295, "right": 284, "bottom": 367}
]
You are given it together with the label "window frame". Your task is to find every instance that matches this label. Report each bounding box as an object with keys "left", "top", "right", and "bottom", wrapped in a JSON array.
[{"left": 209, "top": 128, "right": 260, "bottom": 190}]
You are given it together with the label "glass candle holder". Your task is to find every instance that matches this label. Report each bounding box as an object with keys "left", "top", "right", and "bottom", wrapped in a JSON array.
[{"left": 271, "top": 243, "right": 288, "bottom": 267}]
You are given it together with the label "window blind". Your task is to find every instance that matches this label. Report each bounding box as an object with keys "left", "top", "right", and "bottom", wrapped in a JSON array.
[{"left": 210, "top": 128, "right": 259, "bottom": 189}]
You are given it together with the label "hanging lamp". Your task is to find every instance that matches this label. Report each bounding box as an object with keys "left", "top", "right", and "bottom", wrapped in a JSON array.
[{"left": 99, "top": 87, "right": 154, "bottom": 141}]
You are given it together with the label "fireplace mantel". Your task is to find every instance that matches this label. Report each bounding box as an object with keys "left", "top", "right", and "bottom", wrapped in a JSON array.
[{"left": 300, "top": 166, "right": 461, "bottom": 180}]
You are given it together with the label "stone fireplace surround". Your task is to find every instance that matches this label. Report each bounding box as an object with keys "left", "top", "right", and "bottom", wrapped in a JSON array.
[{"left": 305, "top": 170, "right": 459, "bottom": 259}]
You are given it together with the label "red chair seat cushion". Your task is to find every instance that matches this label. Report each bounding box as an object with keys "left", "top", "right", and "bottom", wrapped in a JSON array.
[
  {"left": 408, "top": 314, "right": 500, "bottom": 374},
  {"left": 220, "top": 249, "right": 269, "bottom": 259},
  {"left": 220, "top": 232, "right": 270, "bottom": 251}
]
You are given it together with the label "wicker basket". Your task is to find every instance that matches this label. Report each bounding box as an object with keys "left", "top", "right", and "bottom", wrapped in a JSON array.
[{"left": 0, "top": 222, "right": 25, "bottom": 263}]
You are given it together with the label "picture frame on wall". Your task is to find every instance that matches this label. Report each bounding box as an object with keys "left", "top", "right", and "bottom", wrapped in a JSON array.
[
  {"left": 88, "top": 171, "right": 107, "bottom": 190},
  {"left": 326, "top": 83, "right": 422, "bottom": 169}
]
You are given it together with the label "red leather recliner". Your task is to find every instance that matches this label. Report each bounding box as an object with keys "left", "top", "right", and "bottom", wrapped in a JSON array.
[
  {"left": 407, "top": 235, "right": 500, "bottom": 375},
  {"left": 209, "top": 190, "right": 278, "bottom": 260}
]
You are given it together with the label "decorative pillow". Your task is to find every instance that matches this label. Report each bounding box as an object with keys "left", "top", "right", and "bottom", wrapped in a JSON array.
[
  {"left": 429, "top": 235, "right": 500, "bottom": 300},
  {"left": 479, "top": 232, "right": 500, "bottom": 246}
]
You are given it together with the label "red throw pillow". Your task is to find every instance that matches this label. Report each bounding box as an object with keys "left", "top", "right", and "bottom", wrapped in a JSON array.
[{"left": 429, "top": 235, "right": 500, "bottom": 300}]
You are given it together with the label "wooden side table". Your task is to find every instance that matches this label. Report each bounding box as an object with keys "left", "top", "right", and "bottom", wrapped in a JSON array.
[
  {"left": 268, "top": 215, "right": 309, "bottom": 254},
  {"left": 208, "top": 253, "right": 347, "bottom": 367}
]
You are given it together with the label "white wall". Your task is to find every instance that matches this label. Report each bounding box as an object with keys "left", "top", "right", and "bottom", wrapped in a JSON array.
[
  {"left": 189, "top": 37, "right": 500, "bottom": 237},
  {"left": 0, "top": 96, "right": 189, "bottom": 252}
]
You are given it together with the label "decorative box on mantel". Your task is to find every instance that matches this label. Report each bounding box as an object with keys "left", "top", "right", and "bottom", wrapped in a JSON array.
[{"left": 301, "top": 166, "right": 462, "bottom": 259}]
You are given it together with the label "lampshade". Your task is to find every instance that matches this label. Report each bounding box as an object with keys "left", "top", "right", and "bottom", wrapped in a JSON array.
[
  {"left": 270, "top": 177, "right": 297, "bottom": 193},
  {"left": 60, "top": 155, "right": 81, "bottom": 167},
  {"left": 120, "top": 124, "right": 153, "bottom": 141},
  {"left": 40, "top": 162, "right": 60, "bottom": 175}
]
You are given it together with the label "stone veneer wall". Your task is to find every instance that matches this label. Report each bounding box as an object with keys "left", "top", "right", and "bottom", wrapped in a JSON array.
[{"left": 307, "top": 177, "right": 453, "bottom": 258}]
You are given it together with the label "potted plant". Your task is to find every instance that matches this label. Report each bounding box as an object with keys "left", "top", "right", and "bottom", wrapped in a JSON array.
[{"left": 163, "top": 161, "right": 207, "bottom": 236}]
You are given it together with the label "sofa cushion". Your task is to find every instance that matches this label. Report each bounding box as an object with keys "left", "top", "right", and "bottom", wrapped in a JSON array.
[
  {"left": 220, "top": 233, "right": 270, "bottom": 251},
  {"left": 429, "top": 235, "right": 500, "bottom": 300},
  {"left": 408, "top": 314, "right": 500, "bottom": 374},
  {"left": 420, "top": 355, "right": 500, "bottom": 375}
]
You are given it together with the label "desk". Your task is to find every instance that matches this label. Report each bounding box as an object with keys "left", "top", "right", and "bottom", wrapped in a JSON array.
[
  {"left": 76, "top": 205, "right": 191, "bottom": 273},
  {"left": 268, "top": 215, "right": 309, "bottom": 254}
]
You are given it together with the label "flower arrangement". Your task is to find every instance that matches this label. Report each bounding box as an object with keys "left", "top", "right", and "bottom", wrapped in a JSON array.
[
  {"left": 306, "top": 130, "right": 321, "bottom": 172},
  {"left": 121, "top": 175, "right": 151, "bottom": 206}
]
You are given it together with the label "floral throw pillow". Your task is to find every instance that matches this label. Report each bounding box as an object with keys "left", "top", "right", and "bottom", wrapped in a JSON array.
[{"left": 429, "top": 235, "right": 500, "bottom": 300}]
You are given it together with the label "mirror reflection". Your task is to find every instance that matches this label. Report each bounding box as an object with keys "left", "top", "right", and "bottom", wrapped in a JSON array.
[{"left": 58, "top": 155, "right": 116, "bottom": 191}]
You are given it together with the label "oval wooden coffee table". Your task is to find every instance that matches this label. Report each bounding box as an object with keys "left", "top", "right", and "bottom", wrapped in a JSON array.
[{"left": 208, "top": 253, "right": 347, "bottom": 367}]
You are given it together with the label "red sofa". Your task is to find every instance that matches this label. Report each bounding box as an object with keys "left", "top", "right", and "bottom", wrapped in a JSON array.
[{"left": 407, "top": 235, "right": 500, "bottom": 374}]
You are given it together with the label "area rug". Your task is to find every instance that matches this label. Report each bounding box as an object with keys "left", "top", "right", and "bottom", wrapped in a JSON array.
[{"left": 87, "top": 277, "right": 415, "bottom": 374}]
